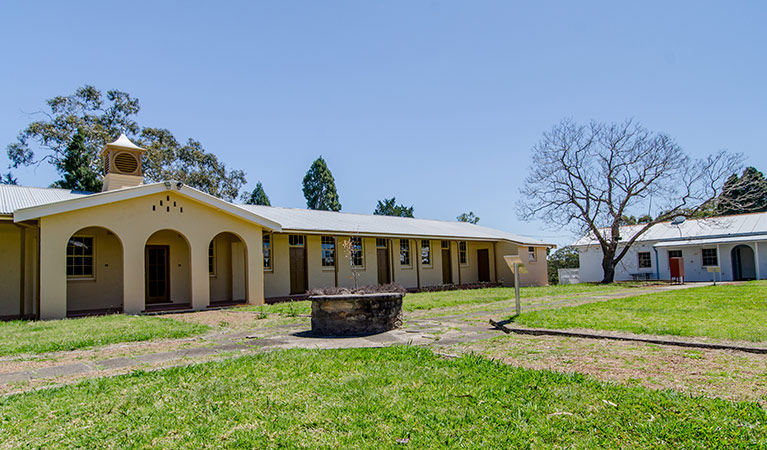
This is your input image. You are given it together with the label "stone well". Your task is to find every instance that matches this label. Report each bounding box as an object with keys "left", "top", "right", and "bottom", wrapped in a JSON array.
[{"left": 310, "top": 293, "right": 404, "bottom": 336}]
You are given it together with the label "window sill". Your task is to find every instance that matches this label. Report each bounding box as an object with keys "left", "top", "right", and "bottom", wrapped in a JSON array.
[{"left": 67, "top": 277, "right": 96, "bottom": 282}]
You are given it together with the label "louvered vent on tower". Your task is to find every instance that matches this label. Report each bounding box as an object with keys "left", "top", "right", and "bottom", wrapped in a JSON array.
[{"left": 114, "top": 152, "right": 139, "bottom": 174}]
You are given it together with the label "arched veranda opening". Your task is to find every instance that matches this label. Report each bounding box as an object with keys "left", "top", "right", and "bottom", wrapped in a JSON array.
[
  {"left": 145, "top": 229, "right": 192, "bottom": 311},
  {"left": 209, "top": 232, "right": 248, "bottom": 305},
  {"left": 66, "top": 226, "right": 123, "bottom": 317},
  {"left": 731, "top": 245, "right": 756, "bottom": 281}
]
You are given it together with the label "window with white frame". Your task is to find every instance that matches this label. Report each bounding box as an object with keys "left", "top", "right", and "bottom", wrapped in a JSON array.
[
  {"left": 702, "top": 248, "right": 718, "bottom": 267},
  {"left": 67, "top": 236, "right": 94, "bottom": 278},
  {"left": 528, "top": 246, "right": 537, "bottom": 263},
  {"left": 262, "top": 233, "right": 272, "bottom": 270},
  {"left": 421, "top": 240, "right": 431, "bottom": 265},
  {"left": 637, "top": 251, "right": 652, "bottom": 269},
  {"left": 459, "top": 241, "right": 468, "bottom": 265},
  {"left": 321, "top": 236, "right": 336, "bottom": 267},
  {"left": 351, "top": 237, "right": 364, "bottom": 267},
  {"left": 400, "top": 239, "right": 411, "bottom": 266}
]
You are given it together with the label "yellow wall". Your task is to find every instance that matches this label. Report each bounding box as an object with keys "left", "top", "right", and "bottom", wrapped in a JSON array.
[
  {"left": 38, "top": 191, "right": 264, "bottom": 319},
  {"left": 494, "top": 242, "right": 549, "bottom": 287}
]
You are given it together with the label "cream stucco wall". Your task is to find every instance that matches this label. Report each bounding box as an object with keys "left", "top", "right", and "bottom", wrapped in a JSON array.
[{"left": 37, "top": 190, "right": 264, "bottom": 319}]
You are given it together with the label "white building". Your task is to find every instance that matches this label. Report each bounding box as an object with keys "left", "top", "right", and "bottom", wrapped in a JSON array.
[{"left": 574, "top": 213, "right": 767, "bottom": 282}]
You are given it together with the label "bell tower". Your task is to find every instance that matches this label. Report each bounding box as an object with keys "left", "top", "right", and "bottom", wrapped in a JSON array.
[{"left": 101, "top": 133, "right": 146, "bottom": 191}]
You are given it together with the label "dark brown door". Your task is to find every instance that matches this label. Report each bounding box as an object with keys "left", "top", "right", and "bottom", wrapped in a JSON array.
[
  {"left": 377, "top": 248, "right": 390, "bottom": 284},
  {"left": 477, "top": 249, "right": 490, "bottom": 282},
  {"left": 442, "top": 249, "right": 453, "bottom": 284},
  {"left": 289, "top": 247, "right": 307, "bottom": 294},
  {"left": 146, "top": 245, "right": 170, "bottom": 304}
]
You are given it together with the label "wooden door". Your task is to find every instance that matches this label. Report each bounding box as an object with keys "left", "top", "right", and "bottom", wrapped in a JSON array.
[
  {"left": 145, "top": 245, "right": 170, "bottom": 304},
  {"left": 377, "top": 248, "right": 390, "bottom": 284},
  {"left": 477, "top": 249, "right": 490, "bottom": 282},
  {"left": 442, "top": 249, "right": 452, "bottom": 284},
  {"left": 289, "top": 247, "right": 307, "bottom": 294}
]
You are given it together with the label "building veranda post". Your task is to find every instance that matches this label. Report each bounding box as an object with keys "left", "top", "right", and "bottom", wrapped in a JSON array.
[{"left": 0, "top": 134, "right": 552, "bottom": 320}]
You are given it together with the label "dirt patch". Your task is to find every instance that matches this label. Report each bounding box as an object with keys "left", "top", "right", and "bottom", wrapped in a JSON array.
[{"left": 460, "top": 334, "right": 767, "bottom": 404}]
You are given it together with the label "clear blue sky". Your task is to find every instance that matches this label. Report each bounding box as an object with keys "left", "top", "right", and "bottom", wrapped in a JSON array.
[{"left": 1, "top": 1, "right": 765, "bottom": 247}]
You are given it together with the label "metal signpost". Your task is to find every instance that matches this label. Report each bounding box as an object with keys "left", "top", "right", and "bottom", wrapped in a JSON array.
[
  {"left": 707, "top": 266, "right": 721, "bottom": 286},
  {"left": 503, "top": 255, "right": 527, "bottom": 316}
]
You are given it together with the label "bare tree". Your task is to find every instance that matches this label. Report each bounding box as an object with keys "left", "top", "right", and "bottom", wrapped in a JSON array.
[{"left": 518, "top": 119, "right": 742, "bottom": 283}]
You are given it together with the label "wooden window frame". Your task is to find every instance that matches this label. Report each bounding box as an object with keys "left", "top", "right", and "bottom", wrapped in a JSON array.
[
  {"left": 67, "top": 235, "right": 96, "bottom": 280},
  {"left": 421, "top": 240, "right": 432, "bottom": 267},
  {"left": 321, "top": 236, "right": 336, "bottom": 268},
  {"left": 288, "top": 234, "right": 305, "bottom": 247},
  {"left": 702, "top": 248, "right": 718, "bottom": 267},
  {"left": 350, "top": 237, "right": 364, "bottom": 268},
  {"left": 209, "top": 238, "right": 217, "bottom": 277},
  {"left": 528, "top": 246, "right": 537, "bottom": 263},
  {"left": 459, "top": 241, "right": 468, "bottom": 266},
  {"left": 637, "top": 251, "right": 652, "bottom": 269},
  {"left": 263, "top": 232, "right": 273, "bottom": 272},
  {"left": 400, "top": 239, "right": 411, "bottom": 267}
]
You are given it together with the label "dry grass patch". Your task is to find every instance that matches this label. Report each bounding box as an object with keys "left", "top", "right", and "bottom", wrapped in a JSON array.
[{"left": 461, "top": 334, "right": 767, "bottom": 404}]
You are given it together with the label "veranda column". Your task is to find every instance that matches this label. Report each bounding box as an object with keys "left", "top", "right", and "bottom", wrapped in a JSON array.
[
  {"left": 190, "top": 238, "right": 211, "bottom": 310},
  {"left": 755, "top": 242, "right": 761, "bottom": 280},
  {"left": 244, "top": 233, "right": 264, "bottom": 305},
  {"left": 38, "top": 220, "right": 68, "bottom": 319},
  {"left": 122, "top": 242, "right": 145, "bottom": 314}
]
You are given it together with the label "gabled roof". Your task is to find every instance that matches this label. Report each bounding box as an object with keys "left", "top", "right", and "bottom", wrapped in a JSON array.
[
  {"left": 8, "top": 182, "right": 282, "bottom": 231},
  {"left": 239, "top": 205, "right": 550, "bottom": 246},
  {"left": 0, "top": 183, "right": 550, "bottom": 246},
  {"left": 573, "top": 212, "right": 767, "bottom": 247}
]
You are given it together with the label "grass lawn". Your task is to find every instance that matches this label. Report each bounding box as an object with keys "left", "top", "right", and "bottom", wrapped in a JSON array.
[
  {"left": 515, "top": 281, "right": 767, "bottom": 342},
  {"left": 244, "top": 282, "right": 647, "bottom": 316},
  {"left": 0, "top": 315, "right": 209, "bottom": 357},
  {"left": 0, "top": 346, "right": 763, "bottom": 449}
]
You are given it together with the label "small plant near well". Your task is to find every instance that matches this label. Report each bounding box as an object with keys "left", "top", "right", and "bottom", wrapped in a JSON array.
[{"left": 341, "top": 234, "right": 364, "bottom": 289}]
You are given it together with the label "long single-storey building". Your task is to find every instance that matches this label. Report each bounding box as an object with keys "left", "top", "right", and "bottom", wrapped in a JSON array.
[
  {"left": 0, "top": 134, "right": 552, "bottom": 320},
  {"left": 574, "top": 213, "right": 767, "bottom": 283}
]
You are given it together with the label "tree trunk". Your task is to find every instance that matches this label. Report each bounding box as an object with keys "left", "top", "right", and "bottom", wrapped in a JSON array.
[{"left": 600, "top": 253, "right": 616, "bottom": 284}]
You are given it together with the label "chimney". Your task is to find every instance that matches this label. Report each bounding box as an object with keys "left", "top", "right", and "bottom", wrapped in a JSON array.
[{"left": 100, "top": 133, "right": 146, "bottom": 191}]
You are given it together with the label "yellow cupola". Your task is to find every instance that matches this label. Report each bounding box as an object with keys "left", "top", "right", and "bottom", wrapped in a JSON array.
[{"left": 100, "top": 132, "right": 146, "bottom": 191}]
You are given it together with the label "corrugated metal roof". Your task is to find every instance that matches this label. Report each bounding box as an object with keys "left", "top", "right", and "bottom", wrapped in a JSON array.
[
  {"left": 238, "top": 205, "right": 548, "bottom": 245},
  {"left": 0, "top": 185, "right": 88, "bottom": 215},
  {"left": 653, "top": 234, "right": 767, "bottom": 248},
  {"left": 0, "top": 184, "right": 549, "bottom": 246},
  {"left": 573, "top": 212, "right": 767, "bottom": 246}
]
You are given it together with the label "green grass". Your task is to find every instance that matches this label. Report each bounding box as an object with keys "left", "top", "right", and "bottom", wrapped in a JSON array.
[
  {"left": 0, "top": 315, "right": 209, "bottom": 356},
  {"left": 0, "top": 346, "right": 763, "bottom": 448},
  {"left": 515, "top": 281, "right": 767, "bottom": 342},
  {"left": 244, "top": 283, "right": 645, "bottom": 316},
  {"left": 402, "top": 282, "right": 644, "bottom": 311}
]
